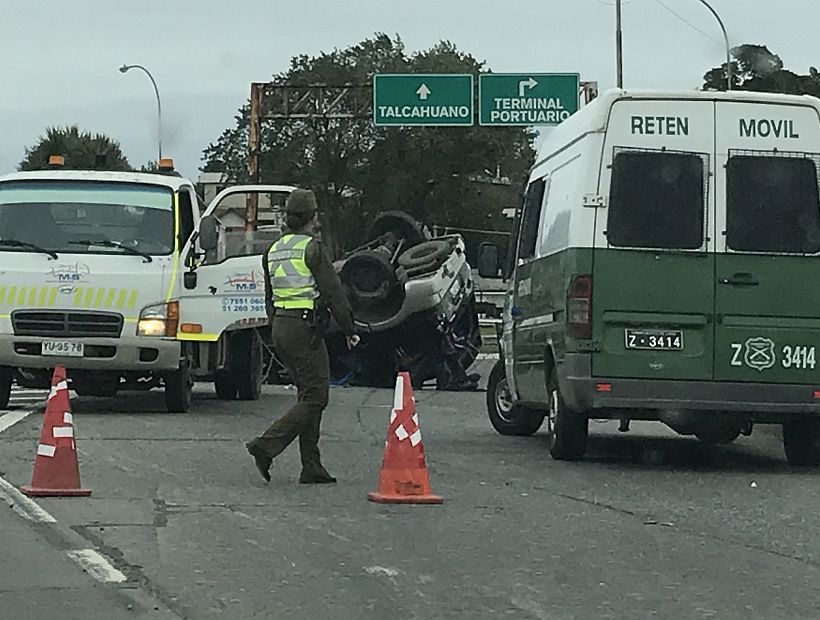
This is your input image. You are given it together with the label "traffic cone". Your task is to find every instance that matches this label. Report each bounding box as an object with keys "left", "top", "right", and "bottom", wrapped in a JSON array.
[
  {"left": 368, "top": 372, "right": 443, "bottom": 504},
  {"left": 20, "top": 366, "right": 91, "bottom": 497}
]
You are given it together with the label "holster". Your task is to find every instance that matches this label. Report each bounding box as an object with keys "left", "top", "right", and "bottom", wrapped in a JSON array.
[{"left": 311, "top": 303, "right": 331, "bottom": 343}]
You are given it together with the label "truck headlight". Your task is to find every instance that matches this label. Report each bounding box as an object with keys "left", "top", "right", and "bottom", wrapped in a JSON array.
[{"left": 138, "top": 301, "right": 179, "bottom": 337}]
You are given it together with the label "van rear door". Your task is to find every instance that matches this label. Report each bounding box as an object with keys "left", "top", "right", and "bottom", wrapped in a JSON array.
[
  {"left": 713, "top": 102, "right": 820, "bottom": 383},
  {"left": 592, "top": 100, "right": 715, "bottom": 380}
]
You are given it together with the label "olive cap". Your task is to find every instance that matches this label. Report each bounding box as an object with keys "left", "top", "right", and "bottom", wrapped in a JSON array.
[{"left": 286, "top": 189, "right": 317, "bottom": 217}]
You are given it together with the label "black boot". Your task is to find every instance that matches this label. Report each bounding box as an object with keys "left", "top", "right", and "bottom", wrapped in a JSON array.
[
  {"left": 245, "top": 441, "right": 272, "bottom": 482},
  {"left": 299, "top": 465, "right": 337, "bottom": 484}
]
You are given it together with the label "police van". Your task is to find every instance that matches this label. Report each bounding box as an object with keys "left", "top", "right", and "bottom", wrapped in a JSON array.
[
  {"left": 0, "top": 161, "right": 272, "bottom": 412},
  {"left": 484, "top": 88, "right": 820, "bottom": 466}
]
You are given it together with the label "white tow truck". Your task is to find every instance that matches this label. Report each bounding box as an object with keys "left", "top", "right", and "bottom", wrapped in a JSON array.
[{"left": 0, "top": 160, "right": 271, "bottom": 412}]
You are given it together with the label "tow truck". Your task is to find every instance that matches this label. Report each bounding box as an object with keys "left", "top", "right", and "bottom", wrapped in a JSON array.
[{"left": 0, "top": 158, "right": 267, "bottom": 411}]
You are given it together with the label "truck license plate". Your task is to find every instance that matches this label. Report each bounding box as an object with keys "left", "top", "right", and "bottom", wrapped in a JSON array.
[
  {"left": 42, "top": 340, "right": 84, "bottom": 357},
  {"left": 625, "top": 329, "right": 683, "bottom": 351}
]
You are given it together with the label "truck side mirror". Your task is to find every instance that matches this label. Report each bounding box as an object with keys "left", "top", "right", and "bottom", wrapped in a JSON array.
[
  {"left": 477, "top": 243, "right": 499, "bottom": 279},
  {"left": 198, "top": 215, "right": 218, "bottom": 252}
]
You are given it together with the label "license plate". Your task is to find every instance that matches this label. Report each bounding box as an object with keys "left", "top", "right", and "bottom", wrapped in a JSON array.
[
  {"left": 625, "top": 329, "right": 683, "bottom": 351},
  {"left": 42, "top": 340, "right": 84, "bottom": 357}
]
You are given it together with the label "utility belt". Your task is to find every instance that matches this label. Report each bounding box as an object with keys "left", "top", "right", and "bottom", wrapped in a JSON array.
[
  {"left": 274, "top": 305, "right": 330, "bottom": 338},
  {"left": 274, "top": 307, "right": 315, "bottom": 322}
]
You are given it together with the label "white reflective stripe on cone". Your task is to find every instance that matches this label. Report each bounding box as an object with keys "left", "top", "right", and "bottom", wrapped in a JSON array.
[
  {"left": 37, "top": 444, "right": 56, "bottom": 457},
  {"left": 395, "top": 425, "right": 409, "bottom": 441},
  {"left": 63, "top": 412, "right": 73, "bottom": 424},
  {"left": 393, "top": 376, "right": 404, "bottom": 410},
  {"left": 53, "top": 426, "right": 74, "bottom": 438},
  {"left": 410, "top": 430, "right": 422, "bottom": 447},
  {"left": 48, "top": 381, "right": 69, "bottom": 400}
]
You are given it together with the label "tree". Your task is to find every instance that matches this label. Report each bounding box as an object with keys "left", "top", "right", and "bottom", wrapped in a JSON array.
[
  {"left": 19, "top": 126, "right": 132, "bottom": 171},
  {"left": 702, "top": 44, "right": 820, "bottom": 96},
  {"left": 201, "top": 34, "right": 535, "bottom": 255}
]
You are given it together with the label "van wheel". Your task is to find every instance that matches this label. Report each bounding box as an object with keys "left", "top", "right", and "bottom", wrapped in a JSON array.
[
  {"left": 0, "top": 367, "right": 12, "bottom": 409},
  {"left": 546, "top": 370, "right": 588, "bottom": 460},
  {"left": 783, "top": 419, "right": 820, "bottom": 466},
  {"left": 214, "top": 370, "right": 238, "bottom": 400},
  {"left": 235, "top": 331, "right": 264, "bottom": 401},
  {"left": 164, "top": 352, "right": 193, "bottom": 413},
  {"left": 486, "top": 361, "right": 543, "bottom": 435}
]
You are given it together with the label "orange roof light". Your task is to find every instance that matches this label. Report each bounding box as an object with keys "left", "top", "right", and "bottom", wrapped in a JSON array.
[
  {"left": 158, "top": 158, "right": 175, "bottom": 171},
  {"left": 47, "top": 155, "right": 65, "bottom": 168}
]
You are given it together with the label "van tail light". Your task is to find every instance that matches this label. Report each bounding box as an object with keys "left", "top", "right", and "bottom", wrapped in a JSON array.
[{"left": 567, "top": 274, "right": 592, "bottom": 339}]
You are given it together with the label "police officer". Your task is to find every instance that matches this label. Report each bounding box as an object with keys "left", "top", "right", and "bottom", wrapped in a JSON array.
[{"left": 245, "top": 189, "right": 359, "bottom": 484}]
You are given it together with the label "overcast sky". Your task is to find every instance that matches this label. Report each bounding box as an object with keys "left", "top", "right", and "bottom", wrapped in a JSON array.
[{"left": 1, "top": 0, "right": 815, "bottom": 180}]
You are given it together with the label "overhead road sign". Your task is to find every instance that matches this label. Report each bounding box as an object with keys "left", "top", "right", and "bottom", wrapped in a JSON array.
[
  {"left": 479, "top": 73, "right": 580, "bottom": 126},
  {"left": 373, "top": 74, "right": 474, "bottom": 127}
]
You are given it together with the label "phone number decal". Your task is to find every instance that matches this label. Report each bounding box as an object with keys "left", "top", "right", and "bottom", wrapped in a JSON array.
[{"left": 221, "top": 296, "right": 265, "bottom": 313}]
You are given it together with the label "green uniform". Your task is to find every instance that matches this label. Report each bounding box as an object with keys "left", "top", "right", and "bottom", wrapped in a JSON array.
[{"left": 249, "top": 230, "right": 355, "bottom": 481}]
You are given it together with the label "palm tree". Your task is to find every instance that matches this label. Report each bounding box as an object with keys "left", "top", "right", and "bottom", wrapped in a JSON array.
[{"left": 19, "top": 126, "right": 133, "bottom": 171}]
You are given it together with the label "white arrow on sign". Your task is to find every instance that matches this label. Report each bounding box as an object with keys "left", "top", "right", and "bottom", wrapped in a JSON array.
[
  {"left": 416, "top": 83, "right": 431, "bottom": 100},
  {"left": 518, "top": 77, "right": 538, "bottom": 97}
]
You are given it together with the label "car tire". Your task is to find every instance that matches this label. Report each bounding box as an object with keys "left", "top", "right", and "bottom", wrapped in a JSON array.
[
  {"left": 398, "top": 240, "right": 451, "bottom": 270},
  {"left": 783, "top": 419, "right": 820, "bottom": 466},
  {"left": 164, "top": 352, "right": 193, "bottom": 413},
  {"left": 214, "top": 369, "right": 238, "bottom": 400},
  {"left": 694, "top": 426, "right": 741, "bottom": 445},
  {"left": 0, "top": 367, "right": 12, "bottom": 409},
  {"left": 235, "top": 331, "right": 264, "bottom": 401},
  {"left": 486, "top": 360, "right": 544, "bottom": 436},
  {"left": 546, "top": 369, "right": 588, "bottom": 460}
]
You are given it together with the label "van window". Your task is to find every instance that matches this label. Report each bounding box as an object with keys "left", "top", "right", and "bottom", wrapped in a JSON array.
[
  {"left": 726, "top": 154, "right": 820, "bottom": 254},
  {"left": 517, "top": 178, "right": 546, "bottom": 260},
  {"left": 608, "top": 151, "right": 706, "bottom": 250}
]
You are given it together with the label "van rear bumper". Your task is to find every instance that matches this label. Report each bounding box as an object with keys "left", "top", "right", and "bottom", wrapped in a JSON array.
[{"left": 561, "top": 354, "right": 820, "bottom": 415}]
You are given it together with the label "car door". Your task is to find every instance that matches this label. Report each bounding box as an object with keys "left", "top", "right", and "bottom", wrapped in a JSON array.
[
  {"left": 176, "top": 186, "right": 294, "bottom": 341},
  {"left": 713, "top": 101, "right": 820, "bottom": 383},
  {"left": 511, "top": 177, "right": 551, "bottom": 402},
  {"left": 592, "top": 99, "right": 716, "bottom": 380}
]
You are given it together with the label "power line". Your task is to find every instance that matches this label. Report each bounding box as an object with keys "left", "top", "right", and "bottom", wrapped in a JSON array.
[{"left": 653, "top": 0, "right": 723, "bottom": 45}]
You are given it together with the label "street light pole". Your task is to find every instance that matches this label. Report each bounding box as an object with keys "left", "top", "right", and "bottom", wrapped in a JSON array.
[
  {"left": 694, "top": 0, "right": 733, "bottom": 90},
  {"left": 615, "top": 0, "right": 623, "bottom": 88},
  {"left": 119, "top": 64, "right": 163, "bottom": 160}
]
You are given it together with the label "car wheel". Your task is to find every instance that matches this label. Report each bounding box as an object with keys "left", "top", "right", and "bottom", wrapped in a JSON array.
[
  {"left": 398, "top": 240, "right": 451, "bottom": 270},
  {"left": 236, "top": 332, "right": 264, "bottom": 401},
  {"left": 694, "top": 425, "right": 741, "bottom": 445},
  {"left": 486, "top": 361, "right": 543, "bottom": 436},
  {"left": 783, "top": 418, "right": 820, "bottom": 466},
  {"left": 214, "top": 369, "right": 238, "bottom": 400},
  {"left": 546, "top": 369, "right": 588, "bottom": 460},
  {"left": 164, "top": 353, "right": 193, "bottom": 413},
  {"left": 0, "top": 367, "right": 12, "bottom": 409}
]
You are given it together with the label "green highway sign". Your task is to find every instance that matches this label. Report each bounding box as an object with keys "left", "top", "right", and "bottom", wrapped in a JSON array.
[
  {"left": 479, "top": 73, "right": 580, "bottom": 126},
  {"left": 373, "top": 74, "right": 474, "bottom": 127}
]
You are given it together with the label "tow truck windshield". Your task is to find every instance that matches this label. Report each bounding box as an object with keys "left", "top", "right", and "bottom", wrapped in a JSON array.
[{"left": 0, "top": 181, "right": 175, "bottom": 257}]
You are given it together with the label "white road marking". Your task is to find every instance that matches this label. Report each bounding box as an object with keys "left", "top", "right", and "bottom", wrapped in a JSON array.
[
  {"left": 0, "top": 476, "right": 57, "bottom": 523},
  {"left": 66, "top": 549, "right": 127, "bottom": 583},
  {"left": 0, "top": 409, "right": 36, "bottom": 434}
]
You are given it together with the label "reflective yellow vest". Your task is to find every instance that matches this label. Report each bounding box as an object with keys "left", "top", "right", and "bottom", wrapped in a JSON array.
[{"left": 267, "top": 234, "right": 318, "bottom": 310}]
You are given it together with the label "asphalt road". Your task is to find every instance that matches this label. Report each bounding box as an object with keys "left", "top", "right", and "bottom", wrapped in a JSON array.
[{"left": 3, "top": 375, "right": 820, "bottom": 619}]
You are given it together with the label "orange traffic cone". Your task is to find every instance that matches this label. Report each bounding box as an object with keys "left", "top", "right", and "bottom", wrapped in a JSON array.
[
  {"left": 368, "top": 372, "right": 442, "bottom": 504},
  {"left": 20, "top": 366, "right": 91, "bottom": 497}
]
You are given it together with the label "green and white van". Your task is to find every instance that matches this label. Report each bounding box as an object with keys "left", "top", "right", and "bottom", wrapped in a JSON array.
[{"left": 484, "top": 88, "right": 820, "bottom": 466}]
